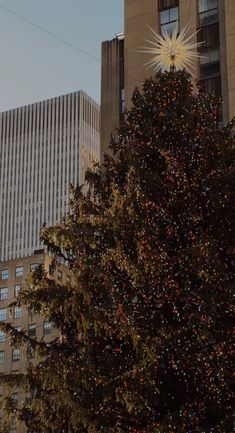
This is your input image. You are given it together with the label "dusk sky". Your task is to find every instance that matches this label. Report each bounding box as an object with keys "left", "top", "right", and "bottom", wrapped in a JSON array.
[{"left": 0, "top": 0, "right": 124, "bottom": 111}]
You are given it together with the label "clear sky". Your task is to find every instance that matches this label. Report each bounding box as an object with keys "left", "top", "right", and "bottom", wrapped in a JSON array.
[{"left": 0, "top": 0, "right": 124, "bottom": 111}]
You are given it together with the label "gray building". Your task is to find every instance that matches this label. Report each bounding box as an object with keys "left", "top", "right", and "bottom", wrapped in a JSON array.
[{"left": 0, "top": 91, "right": 100, "bottom": 261}]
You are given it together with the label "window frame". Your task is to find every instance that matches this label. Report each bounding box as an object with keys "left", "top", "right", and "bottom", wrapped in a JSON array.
[
  {"left": 0, "top": 330, "right": 6, "bottom": 343},
  {"left": 0, "top": 308, "right": 7, "bottom": 321},
  {"left": 198, "top": 0, "right": 218, "bottom": 27},
  {"left": 15, "top": 266, "right": 23, "bottom": 278},
  {"left": 160, "top": 6, "right": 179, "bottom": 36},
  {"left": 0, "top": 350, "right": 5, "bottom": 364},
  {"left": 43, "top": 321, "right": 52, "bottom": 336},
  {"left": 0, "top": 287, "right": 8, "bottom": 301},
  {"left": 1, "top": 269, "right": 8, "bottom": 280},
  {"left": 12, "top": 348, "right": 20, "bottom": 362},
  {"left": 30, "top": 263, "right": 39, "bottom": 272},
  {"left": 14, "top": 284, "right": 21, "bottom": 298},
  {"left": 28, "top": 324, "right": 36, "bottom": 338},
  {"left": 158, "top": 0, "right": 179, "bottom": 11},
  {"left": 13, "top": 306, "right": 22, "bottom": 319}
]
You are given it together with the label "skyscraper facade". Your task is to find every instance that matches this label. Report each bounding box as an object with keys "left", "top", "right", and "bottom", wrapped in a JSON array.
[
  {"left": 0, "top": 91, "right": 100, "bottom": 262},
  {"left": 101, "top": 0, "right": 235, "bottom": 155}
]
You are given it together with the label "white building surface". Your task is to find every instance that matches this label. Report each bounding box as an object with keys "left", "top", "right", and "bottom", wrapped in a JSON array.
[{"left": 0, "top": 91, "right": 100, "bottom": 261}]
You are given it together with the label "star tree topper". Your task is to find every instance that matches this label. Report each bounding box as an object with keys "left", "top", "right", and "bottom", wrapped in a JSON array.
[{"left": 144, "top": 26, "right": 203, "bottom": 74}]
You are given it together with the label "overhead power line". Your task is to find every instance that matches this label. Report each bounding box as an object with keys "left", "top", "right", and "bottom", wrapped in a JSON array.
[{"left": 0, "top": 2, "right": 100, "bottom": 63}]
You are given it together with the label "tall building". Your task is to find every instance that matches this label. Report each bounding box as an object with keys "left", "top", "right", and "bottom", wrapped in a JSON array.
[
  {"left": 0, "top": 90, "right": 100, "bottom": 431},
  {"left": 101, "top": 32, "right": 124, "bottom": 156},
  {"left": 0, "top": 91, "right": 100, "bottom": 262},
  {"left": 101, "top": 0, "right": 235, "bottom": 155},
  {"left": 0, "top": 252, "right": 70, "bottom": 433}
]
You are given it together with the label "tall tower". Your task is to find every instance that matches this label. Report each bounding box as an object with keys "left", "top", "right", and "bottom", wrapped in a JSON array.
[
  {"left": 0, "top": 91, "right": 100, "bottom": 262},
  {"left": 101, "top": 33, "right": 124, "bottom": 157}
]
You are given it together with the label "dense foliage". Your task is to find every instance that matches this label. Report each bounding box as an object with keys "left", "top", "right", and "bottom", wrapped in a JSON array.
[{"left": 0, "top": 70, "right": 234, "bottom": 433}]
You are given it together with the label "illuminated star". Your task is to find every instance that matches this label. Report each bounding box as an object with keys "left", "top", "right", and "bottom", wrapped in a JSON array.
[{"left": 143, "top": 26, "right": 203, "bottom": 74}]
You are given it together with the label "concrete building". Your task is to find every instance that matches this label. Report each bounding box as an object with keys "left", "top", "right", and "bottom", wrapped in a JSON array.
[
  {"left": 0, "top": 251, "right": 70, "bottom": 432},
  {"left": 101, "top": 0, "right": 235, "bottom": 155},
  {"left": 0, "top": 91, "right": 100, "bottom": 262},
  {"left": 101, "top": 32, "right": 124, "bottom": 156}
]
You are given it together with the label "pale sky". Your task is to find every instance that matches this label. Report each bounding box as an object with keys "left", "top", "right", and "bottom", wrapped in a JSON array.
[{"left": 0, "top": 0, "right": 123, "bottom": 111}]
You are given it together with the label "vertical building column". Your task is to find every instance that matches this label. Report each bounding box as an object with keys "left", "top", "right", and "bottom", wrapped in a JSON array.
[
  {"left": 124, "top": 0, "right": 158, "bottom": 110},
  {"left": 223, "top": 0, "right": 235, "bottom": 122}
]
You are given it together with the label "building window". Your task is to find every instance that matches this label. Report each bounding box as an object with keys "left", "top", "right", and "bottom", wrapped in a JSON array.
[
  {"left": 27, "top": 346, "right": 35, "bottom": 359},
  {"left": 198, "top": 0, "right": 218, "bottom": 26},
  {"left": 160, "top": 6, "right": 179, "bottom": 35},
  {"left": 0, "top": 331, "right": 6, "bottom": 342},
  {"left": 12, "top": 348, "right": 20, "bottom": 361},
  {"left": 30, "top": 263, "right": 39, "bottom": 272},
  {"left": 28, "top": 324, "right": 36, "bottom": 338},
  {"left": 0, "top": 287, "right": 8, "bottom": 301},
  {"left": 1, "top": 269, "right": 8, "bottom": 280},
  {"left": 0, "top": 350, "right": 5, "bottom": 364},
  {"left": 0, "top": 308, "right": 7, "bottom": 321},
  {"left": 158, "top": 0, "right": 179, "bottom": 10},
  {"left": 57, "top": 270, "right": 62, "bottom": 281},
  {"left": 13, "top": 306, "right": 22, "bottom": 319},
  {"left": 14, "top": 285, "right": 21, "bottom": 298},
  {"left": 199, "top": 47, "right": 220, "bottom": 78},
  {"left": 43, "top": 321, "right": 52, "bottom": 336},
  {"left": 200, "top": 76, "right": 221, "bottom": 97},
  {"left": 15, "top": 266, "right": 23, "bottom": 277},
  {"left": 120, "top": 88, "right": 125, "bottom": 115},
  {"left": 198, "top": 23, "right": 219, "bottom": 48}
]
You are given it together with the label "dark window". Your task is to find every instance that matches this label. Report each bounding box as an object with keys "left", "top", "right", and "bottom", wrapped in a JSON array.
[
  {"left": 200, "top": 61, "right": 220, "bottom": 79},
  {"left": 198, "top": 23, "right": 219, "bottom": 48},
  {"left": 57, "top": 270, "right": 62, "bottom": 281},
  {"left": 28, "top": 324, "right": 36, "bottom": 338},
  {"left": 158, "top": 0, "right": 179, "bottom": 11},
  {"left": 200, "top": 75, "right": 221, "bottom": 97},
  {"left": 43, "top": 321, "right": 52, "bottom": 336},
  {"left": 198, "top": 0, "right": 218, "bottom": 26}
]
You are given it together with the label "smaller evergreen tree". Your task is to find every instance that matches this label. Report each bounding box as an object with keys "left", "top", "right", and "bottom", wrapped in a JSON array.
[{"left": 0, "top": 70, "right": 234, "bottom": 433}]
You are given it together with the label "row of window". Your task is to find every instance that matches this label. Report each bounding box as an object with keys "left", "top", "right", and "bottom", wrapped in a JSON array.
[
  {"left": 158, "top": 0, "right": 221, "bottom": 97},
  {"left": 0, "top": 263, "right": 39, "bottom": 281},
  {"left": 0, "top": 285, "right": 20, "bottom": 301},
  {"left": 0, "top": 348, "right": 20, "bottom": 363},
  {"left": 159, "top": 0, "right": 218, "bottom": 35},
  {"left": 0, "top": 321, "right": 52, "bottom": 344},
  {"left": 0, "top": 306, "right": 22, "bottom": 320}
]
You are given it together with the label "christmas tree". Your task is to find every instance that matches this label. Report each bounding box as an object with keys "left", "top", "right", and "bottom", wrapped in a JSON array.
[{"left": 0, "top": 69, "right": 234, "bottom": 433}]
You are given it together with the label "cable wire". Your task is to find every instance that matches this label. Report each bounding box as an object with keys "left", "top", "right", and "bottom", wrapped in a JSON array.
[{"left": 0, "top": 2, "right": 100, "bottom": 63}]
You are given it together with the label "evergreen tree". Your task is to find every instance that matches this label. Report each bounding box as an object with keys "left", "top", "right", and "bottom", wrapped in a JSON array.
[{"left": 0, "top": 70, "right": 234, "bottom": 433}]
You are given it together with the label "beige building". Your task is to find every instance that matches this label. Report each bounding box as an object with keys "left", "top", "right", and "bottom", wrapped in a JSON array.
[
  {"left": 101, "top": 0, "right": 235, "bottom": 155},
  {"left": 0, "top": 250, "right": 70, "bottom": 432}
]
